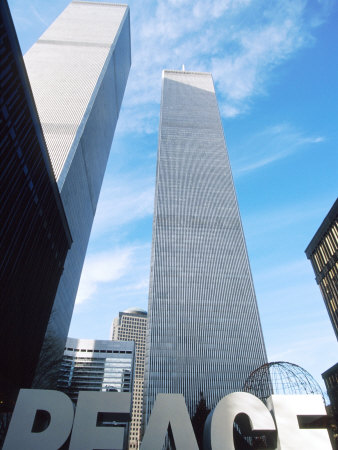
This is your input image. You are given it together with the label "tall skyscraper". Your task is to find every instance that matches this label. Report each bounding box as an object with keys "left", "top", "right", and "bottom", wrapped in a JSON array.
[
  {"left": 112, "top": 308, "right": 147, "bottom": 450},
  {"left": 23, "top": 1, "right": 131, "bottom": 379},
  {"left": 305, "top": 198, "right": 338, "bottom": 339},
  {"left": 144, "top": 70, "right": 268, "bottom": 423},
  {"left": 0, "top": 0, "right": 71, "bottom": 402}
]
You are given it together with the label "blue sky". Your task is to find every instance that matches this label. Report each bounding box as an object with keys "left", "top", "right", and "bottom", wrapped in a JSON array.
[{"left": 9, "top": 0, "right": 337, "bottom": 392}]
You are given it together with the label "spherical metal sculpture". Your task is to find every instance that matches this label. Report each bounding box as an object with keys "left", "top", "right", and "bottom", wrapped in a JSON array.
[{"left": 243, "top": 361, "right": 325, "bottom": 404}]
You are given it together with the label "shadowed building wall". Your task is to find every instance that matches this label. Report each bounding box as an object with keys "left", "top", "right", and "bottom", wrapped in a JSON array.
[
  {"left": 23, "top": 1, "right": 131, "bottom": 382},
  {"left": 0, "top": 0, "right": 71, "bottom": 400},
  {"left": 305, "top": 198, "right": 338, "bottom": 339},
  {"left": 144, "top": 70, "right": 268, "bottom": 424}
]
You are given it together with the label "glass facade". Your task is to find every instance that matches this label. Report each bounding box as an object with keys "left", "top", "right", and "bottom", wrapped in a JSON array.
[
  {"left": 57, "top": 338, "right": 135, "bottom": 404},
  {"left": 57, "top": 338, "right": 134, "bottom": 449},
  {"left": 144, "top": 70, "right": 268, "bottom": 423},
  {"left": 112, "top": 308, "right": 147, "bottom": 449},
  {"left": 306, "top": 198, "right": 338, "bottom": 339},
  {"left": 0, "top": 0, "right": 71, "bottom": 397},
  {"left": 23, "top": 2, "right": 131, "bottom": 380}
]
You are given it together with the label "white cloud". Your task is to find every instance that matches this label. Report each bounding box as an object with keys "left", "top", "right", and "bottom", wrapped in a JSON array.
[
  {"left": 70, "top": 242, "right": 152, "bottom": 338},
  {"left": 221, "top": 104, "right": 241, "bottom": 118},
  {"left": 118, "top": 0, "right": 331, "bottom": 132},
  {"left": 10, "top": 0, "right": 332, "bottom": 129},
  {"left": 76, "top": 248, "right": 132, "bottom": 304},
  {"left": 232, "top": 123, "right": 324, "bottom": 174},
  {"left": 30, "top": 5, "right": 48, "bottom": 26},
  {"left": 75, "top": 248, "right": 133, "bottom": 304},
  {"left": 91, "top": 174, "right": 155, "bottom": 237},
  {"left": 74, "top": 242, "right": 151, "bottom": 312}
]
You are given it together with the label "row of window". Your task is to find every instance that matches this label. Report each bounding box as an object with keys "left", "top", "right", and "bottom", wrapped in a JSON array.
[{"left": 65, "top": 347, "right": 133, "bottom": 354}]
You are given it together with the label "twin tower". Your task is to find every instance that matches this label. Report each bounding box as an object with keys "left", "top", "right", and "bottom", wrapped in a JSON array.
[{"left": 22, "top": 1, "right": 266, "bottom": 422}]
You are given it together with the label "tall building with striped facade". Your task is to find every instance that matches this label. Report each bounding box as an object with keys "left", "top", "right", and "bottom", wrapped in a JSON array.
[
  {"left": 23, "top": 1, "right": 131, "bottom": 380},
  {"left": 144, "top": 70, "right": 268, "bottom": 424},
  {"left": 112, "top": 308, "right": 147, "bottom": 449}
]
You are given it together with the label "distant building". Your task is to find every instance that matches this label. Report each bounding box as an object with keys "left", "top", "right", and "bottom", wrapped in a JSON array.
[
  {"left": 57, "top": 338, "right": 134, "bottom": 449},
  {"left": 305, "top": 198, "right": 338, "bottom": 339},
  {"left": 322, "top": 363, "right": 338, "bottom": 421},
  {"left": 0, "top": 0, "right": 71, "bottom": 402},
  {"left": 112, "top": 308, "right": 147, "bottom": 450},
  {"left": 23, "top": 0, "right": 131, "bottom": 378},
  {"left": 57, "top": 337, "right": 135, "bottom": 403}
]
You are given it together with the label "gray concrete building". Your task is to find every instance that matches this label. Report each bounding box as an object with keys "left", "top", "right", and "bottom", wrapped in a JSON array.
[
  {"left": 144, "top": 70, "right": 268, "bottom": 424},
  {"left": 112, "top": 308, "right": 147, "bottom": 449},
  {"left": 23, "top": 1, "right": 131, "bottom": 380}
]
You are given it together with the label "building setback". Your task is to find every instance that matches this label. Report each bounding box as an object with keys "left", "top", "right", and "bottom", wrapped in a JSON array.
[
  {"left": 23, "top": 1, "right": 131, "bottom": 379},
  {"left": 305, "top": 198, "right": 338, "bottom": 339},
  {"left": 144, "top": 70, "right": 268, "bottom": 423},
  {"left": 0, "top": 0, "right": 71, "bottom": 401},
  {"left": 112, "top": 308, "right": 147, "bottom": 450}
]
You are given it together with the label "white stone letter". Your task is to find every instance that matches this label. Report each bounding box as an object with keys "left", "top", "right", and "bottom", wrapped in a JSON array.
[
  {"left": 141, "top": 394, "right": 198, "bottom": 449},
  {"left": 69, "top": 391, "right": 131, "bottom": 450},
  {"left": 203, "top": 392, "right": 276, "bottom": 450},
  {"left": 267, "top": 394, "right": 332, "bottom": 450},
  {"left": 3, "top": 389, "right": 74, "bottom": 450}
]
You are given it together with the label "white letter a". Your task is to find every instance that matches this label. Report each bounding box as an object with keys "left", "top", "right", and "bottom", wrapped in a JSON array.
[{"left": 141, "top": 394, "right": 198, "bottom": 450}]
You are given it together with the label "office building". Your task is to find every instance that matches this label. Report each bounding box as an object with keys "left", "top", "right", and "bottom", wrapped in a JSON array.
[
  {"left": 0, "top": 0, "right": 71, "bottom": 401},
  {"left": 305, "top": 198, "right": 338, "bottom": 339},
  {"left": 112, "top": 308, "right": 147, "bottom": 449},
  {"left": 57, "top": 338, "right": 134, "bottom": 449},
  {"left": 322, "top": 363, "right": 338, "bottom": 421},
  {"left": 57, "top": 337, "right": 134, "bottom": 402},
  {"left": 23, "top": 1, "right": 131, "bottom": 378},
  {"left": 144, "top": 70, "right": 268, "bottom": 423}
]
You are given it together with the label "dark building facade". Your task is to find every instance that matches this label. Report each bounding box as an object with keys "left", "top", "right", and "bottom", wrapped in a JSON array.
[
  {"left": 305, "top": 198, "right": 338, "bottom": 339},
  {"left": 322, "top": 363, "right": 338, "bottom": 421},
  {"left": 0, "top": 0, "right": 71, "bottom": 401}
]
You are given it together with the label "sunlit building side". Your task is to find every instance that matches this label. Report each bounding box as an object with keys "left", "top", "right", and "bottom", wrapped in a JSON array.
[
  {"left": 112, "top": 308, "right": 147, "bottom": 450},
  {"left": 144, "top": 70, "right": 268, "bottom": 424},
  {"left": 23, "top": 1, "right": 131, "bottom": 379}
]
